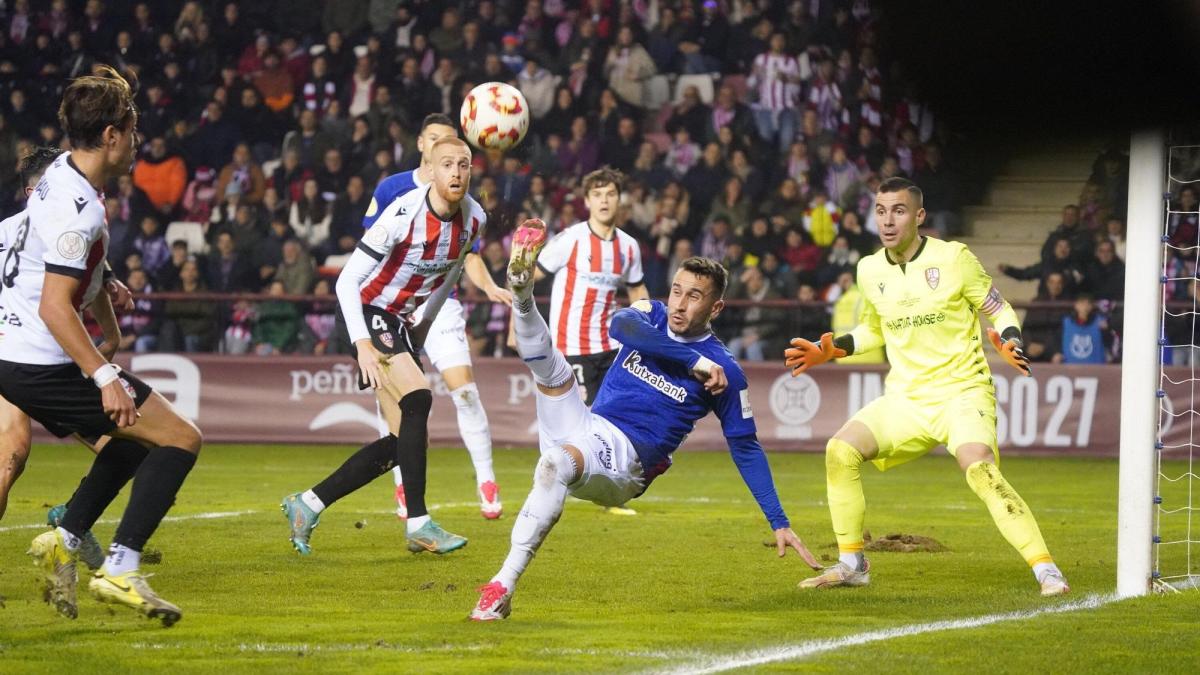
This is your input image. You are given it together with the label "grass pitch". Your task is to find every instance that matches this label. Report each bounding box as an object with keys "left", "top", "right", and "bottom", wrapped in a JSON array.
[{"left": 1, "top": 444, "right": 1197, "bottom": 673}]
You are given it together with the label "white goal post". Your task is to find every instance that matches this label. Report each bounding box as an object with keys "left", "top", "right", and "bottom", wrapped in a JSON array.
[{"left": 1117, "top": 130, "right": 1165, "bottom": 597}]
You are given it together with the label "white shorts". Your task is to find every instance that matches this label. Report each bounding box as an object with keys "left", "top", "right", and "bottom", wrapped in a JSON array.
[
  {"left": 536, "top": 382, "right": 645, "bottom": 507},
  {"left": 419, "top": 297, "right": 473, "bottom": 372}
]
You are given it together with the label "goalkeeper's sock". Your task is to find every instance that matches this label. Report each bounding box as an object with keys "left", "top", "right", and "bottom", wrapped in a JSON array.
[
  {"left": 964, "top": 460, "right": 1053, "bottom": 567},
  {"left": 493, "top": 449, "right": 573, "bottom": 591},
  {"left": 826, "top": 438, "right": 867, "bottom": 558},
  {"left": 1032, "top": 561, "right": 1063, "bottom": 583},
  {"left": 513, "top": 299, "right": 574, "bottom": 388},
  {"left": 450, "top": 382, "right": 496, "bottom": 484},
  {"left": 310, "top": 434, "right": 397, "bottom": 510}
]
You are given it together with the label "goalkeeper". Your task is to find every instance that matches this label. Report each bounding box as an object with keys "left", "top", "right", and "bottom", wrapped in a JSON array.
[{"left": 785, "top": 177, "right": 1069, "bottom": 596}]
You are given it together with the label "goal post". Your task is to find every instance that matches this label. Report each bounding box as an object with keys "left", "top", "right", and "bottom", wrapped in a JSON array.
[{"left": 1117, "top": 129, "right": 1165, "bottom": 598}]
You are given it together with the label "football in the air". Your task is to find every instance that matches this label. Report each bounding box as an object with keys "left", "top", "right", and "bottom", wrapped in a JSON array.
[{"left": 460, "top": 82, "right": 530, "bottom": 152}]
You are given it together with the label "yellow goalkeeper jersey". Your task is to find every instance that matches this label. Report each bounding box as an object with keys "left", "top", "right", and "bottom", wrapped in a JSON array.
[{"left": 848, "top": 237, "right": 1021, "bottom": 399}]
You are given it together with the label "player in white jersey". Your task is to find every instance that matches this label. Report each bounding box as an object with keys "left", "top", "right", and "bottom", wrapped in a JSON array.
[
  {"left": 283, "top": 137, "right": 486, "bottom": 556},
  {"left": 531, "top": 168, "right": 648, "bottom": 515},
  {"left": 363, "top": 114, "right": 512, "bottom": 521},
  {"left": 2, "top": 67, "right": 203, "bottom": 626}
]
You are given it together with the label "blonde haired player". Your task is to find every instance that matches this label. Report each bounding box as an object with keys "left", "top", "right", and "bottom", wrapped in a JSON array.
[{"left": 785, "top": 177, "right": 1069, "bottom": 596}]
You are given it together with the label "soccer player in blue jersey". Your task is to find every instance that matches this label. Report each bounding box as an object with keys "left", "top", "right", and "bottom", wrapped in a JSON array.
[
  {"left": 360, "top": 113, "right": 513, "bottom": 520},
  {"left": 470, "top": 220, "right": 820, "bottom": 620}
]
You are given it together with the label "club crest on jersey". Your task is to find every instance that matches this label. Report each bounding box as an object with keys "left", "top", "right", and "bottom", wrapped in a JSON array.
[
  {"left": 379, "top": 332, "right": 395, "bottom": 349},
  {"left": 56, "top": 231, "right": 87, "bottom": 260},
  {"left": 925, "top": 267, "right": 940, "bottom": 290}
]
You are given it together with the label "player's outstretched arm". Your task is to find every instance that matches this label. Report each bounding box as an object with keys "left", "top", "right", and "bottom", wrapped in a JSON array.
[
  {"left": 783, "top": 332, "right": 847, "bottom": 376},
  {"left": 726, "top": 433, "right": 821, "bottom": 569},
  {"left": 465, "top": 252, "right": 512, "bottom": 306}
]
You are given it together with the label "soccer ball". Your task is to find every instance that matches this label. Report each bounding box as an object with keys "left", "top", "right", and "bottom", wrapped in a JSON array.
[{"left": 460, "top": 82, "right": 530, "bottom": 152}]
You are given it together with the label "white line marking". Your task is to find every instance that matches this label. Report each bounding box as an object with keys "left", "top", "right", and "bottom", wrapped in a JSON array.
[
  {"left": 646, "top": 593, "right": 1120, "bottom": 675},
  {"left": 0, "top": 510, "right": 258, "bottom": 534}
]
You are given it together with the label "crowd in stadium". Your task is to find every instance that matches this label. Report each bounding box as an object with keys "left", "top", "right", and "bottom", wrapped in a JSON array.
[{"left": 0, "top": 0, "right": 1126, "bottom": 362}]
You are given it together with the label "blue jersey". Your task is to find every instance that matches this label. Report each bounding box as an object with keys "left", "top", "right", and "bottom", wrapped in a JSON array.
[{"left": 593, "top": 301, "right": 757, "bottom": 477}]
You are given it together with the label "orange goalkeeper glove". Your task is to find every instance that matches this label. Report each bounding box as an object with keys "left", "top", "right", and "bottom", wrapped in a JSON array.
[
  {"left": 986, "top": 328, "right": 1031, "bottom": 376},
  {"left": 784, "top": 332, "right": 847, "bottom": 376}
]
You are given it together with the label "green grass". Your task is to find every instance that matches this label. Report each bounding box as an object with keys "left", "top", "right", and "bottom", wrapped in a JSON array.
[{"left": 1, "top": 445, "right": 1197, "bottom": 673}]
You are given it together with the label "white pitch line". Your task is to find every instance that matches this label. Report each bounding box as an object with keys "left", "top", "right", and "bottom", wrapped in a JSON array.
[
  {"left": 0, "top": 509, "right": 258, "bottom": 534},
  {"left": 647, "top": 593, "right": 1120, "bottom": 675}
]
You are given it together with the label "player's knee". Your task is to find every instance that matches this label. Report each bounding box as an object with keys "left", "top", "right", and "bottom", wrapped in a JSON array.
[
  {"left": 399, "top": 389, "right": 433, "bottom": 419},
  {"left": 177, "top": 418, "right": 202, "bottom": 454},
  {"left": 534, "top": 448, "right": 578, "bottom": 488},
  {"left": 826, "top": 438, "right": 864, "bottom": 472},
  {"left": 451, "top": 382, "right": 481, "bottom": 410}
]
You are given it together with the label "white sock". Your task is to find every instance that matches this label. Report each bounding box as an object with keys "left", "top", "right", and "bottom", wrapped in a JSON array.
[
  {"left": 57, "top": 526, "right": 81, "bottom": 552},
  {"left": 392, "top": 465, "right": 404, "bottom": 487},
  {"left": 492, "top": 450, "right": 573, "bottom": 591},
  {"left": 406, "top": 514, "right": 431, "bottom": 533},
  {"left": 450, "top": 383, "right": 495, "bottom": 484},
  {"left": 839, "top": 552, "right": 865, "bottom": 571},
  {"left": 104, "top": 543, "right": 140, "bottom": 576},
  {"left": 1033, "top": 561, "right": 1061, "bottom": 583},
  {"left": 512, "top": 302, "right": 573, "bottom": 388},
  {"left": 300, "top": 489, "right": 326, "bottom": 514}
]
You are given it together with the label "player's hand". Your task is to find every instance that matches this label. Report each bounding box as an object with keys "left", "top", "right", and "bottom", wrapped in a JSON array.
[
  {"left": 784, "top": 332, "right": 846, "bottom": 376},
  {"left": 691, "top": 357, "right": 727, "bottom": 395},
  {"left": 486, "top": 286, "right": 513, "bottom": 307},
  {"left": 774, "top": 527, "right": 822, "bottom": 569},
  {"left": 986, "top": 328, "right": 1031, "bottom": 376},
  {"left": 100, "top": 379, "right": 137, "bottom": 428},
  {"left": 105, "top": 278, "right": 134, "bottom": 311},
  {"left": 355, "top": 339, "right": 389, "bottom": 389}
]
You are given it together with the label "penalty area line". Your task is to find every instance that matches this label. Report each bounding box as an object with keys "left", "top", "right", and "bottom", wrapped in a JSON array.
[
  {"left": 646, "top": 593, "right": 1121, "bottom": 675},
  {"left": 0, "top": 509, "right": 258, "bottom": 534}
]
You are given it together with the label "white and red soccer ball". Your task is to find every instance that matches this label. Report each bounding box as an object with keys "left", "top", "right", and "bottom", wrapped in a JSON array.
[{"left": 460, "top": 82, "right": 530, "bottom": 152}]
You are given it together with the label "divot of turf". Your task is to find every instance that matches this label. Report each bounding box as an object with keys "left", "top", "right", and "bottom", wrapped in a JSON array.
[{"left": 865, "top": 533, "right": 947, "bottom": 553}]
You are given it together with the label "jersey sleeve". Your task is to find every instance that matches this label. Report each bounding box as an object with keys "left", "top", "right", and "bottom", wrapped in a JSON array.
[
  {"left": 39, "top": 202, "right": 103, "bottom": 278},
  {"left": 959, "top": 246, "right": 1021, "bottom": 334},
  {"left": 536, "top": 230, "right": 572, "bottom": 275},
  {"left": 361, "top": 173, "right": 416, "bottom": 229},
  {"left": 623, "top": 238, "right": 645, "bottom": 286},
  {"left": 356, "top": 202, "right": 410, "bottom": 261},
  {"left": 711, "top": 358, "right": 758, "bottom": 438}
]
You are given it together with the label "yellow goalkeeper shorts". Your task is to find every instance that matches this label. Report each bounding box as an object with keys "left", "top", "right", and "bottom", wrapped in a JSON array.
[{"left": 851, "top": 388, "right": 998, "bottom": 471}]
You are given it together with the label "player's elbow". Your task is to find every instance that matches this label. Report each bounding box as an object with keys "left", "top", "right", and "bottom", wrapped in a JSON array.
[{"left": 608, "top": 308, "right": 640, "bottom": 342}]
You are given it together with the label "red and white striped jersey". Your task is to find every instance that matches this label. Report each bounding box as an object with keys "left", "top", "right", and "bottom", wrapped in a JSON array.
[
  {"left": 748, "top": 52, "right": 802, "bottom": 111},
  {"left": 537, "top": 222, "right": 644, "bottom": 356},
  {"left": 354, "top": 185, "right": 485, "bottom": 322}
]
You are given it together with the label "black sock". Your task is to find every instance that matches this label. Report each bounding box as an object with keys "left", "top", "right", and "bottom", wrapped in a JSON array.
[
  {"left": 60, "top": 439, "right": 149, "bottom": 537},
  {"left": 311, "top": 434, "right": 397, "bottom": 508},
  {"left": 111, "top": 446, "right": 197, "bottom": 551},
  {"left": 396, "top": 390, "right": 432, "bottom": 519}
]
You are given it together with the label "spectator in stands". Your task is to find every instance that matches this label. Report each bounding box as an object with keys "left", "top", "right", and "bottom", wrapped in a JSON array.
[
  {"left": 557, "top": 116, "right": 599, "bottom": 184},
  {"left": 707, "top": 84, "right": 756, "bottom": 149},
  {"left": 542, "top": 86, "right": 581, "bottom": 140},
  {"left": 683, "top": 142, "right": 728, "bottom": 226},
  {"left": 283, "top": 109, "right": 335, "bottom": 170},
  {"left": 132, "top": 216, "right": 170, "bottom": 279},
  {"left": 117, "top": 268, "right": 161, "bottom": 354},
  {"left": 600, "top": 116, "right": 642, "bottom": 173},
  {"left": 605, "top": 25, "right": 657, "bottom": 109},
  {"left": 1000, "top": 236, "right": 1084, "bottom": 298},
  {"left": 1057, "top": 294, "right": 1111, "bottom": 364},
  {"left": 698, "top": 215, "right": 733, "bottom": 262},
  {"left": 206, "top": 230, "right": 256, "bottom": 293},
  {"left": 316, "top": 148, "right": 350, "bottom": 201},
  {"left": 189, "top": 100, "right": 239, "bottom": 172},
  {"left": 290, "top": 178, "right": 332, "bottom": 253},
  {"left": 215, "top": 142, "right": 267, "bottom": 206},
  {"left": 819, "top": 235, "right": 861, "bottom": 288},
  {"left": 708, "top": 175, "right": 752, "bottom": 234},
  {"left": 829, "top": 270, "right": 886, "bottom": 364},
  {"left": 1023, "top": 272, "right": 1069, "bottom": 363},
  {"left": 132, "top": 136, "right": 187, "bottom": 219},
  {"left": 230, "top": 86, "right": 282, "bottom": 163},
  {"left": 630, "top": 141, "right": 671, "bottom": 191},
  {"left": 1167, "top": 279, "right": 1200, "bottom": 366},
  {"left": 839, "top": 210, "right": 876, "bottom": 257},
  {"left": 665, "top": 85, "right": 711, "bottom": 145},
  {"left": 1038, "top": 204, "right": 1093, "bottom": 268},
  {"left": 1168, "top": 187, "right": 1199, "bottom": 255},
  {"left": 803, "top": 188, "right": 841, "bottom": 247},
  {"left": 1077, "top": 181, "right": 1109, "bottom": 232},
  {"left": 728, "top": 149, "right": 765, "bottom": 203},
  {"left": 1083, "top": 239, "right": 1125, "bottom": 302},
  {"left": 157, "top": 240, "right": 192, "bottom": 291},
  {"left": 741, "top": 216, "right": 778, "bottom": 265},
  {"left": 664, "top": 127, "right": 702, "bottom": 178},
  {"left": 1090, "top": 148, "right": 1129, "bottom": 222},
  {"left": 680, "top": 0, "right": 730, "bottom": 74},
  {"left": 254, "top": 217, "right": 293, "bottom": 287},
  {"left": 105, "top": 198, "right": 135, "bottom": 276},
  {"left": 299, "top": 277, "right": 339, "bottom": 355},
  {"left": 182, "top": 166, "right": 218, "bottom": 224},
  {"left": 779, "top": 226, "right": 823, "bottom": 282},
  {"left": 1104, "top": 216, "right": 1126, "bottom": 261},
  {"left": 727, "top": 266, "right": 785, "bottom": 362},
  {"left": 252, "top": 280, "right": 302, "bottom": 355},
  {"left": 161, "top": 258, "right": 219, "bottom": 352},
  {"left": 518, "top": 55, "right": 557, "bottom": 119},
  {"left": 912, "top": 143, "right": 962, "bottom": 237},
  {"left": 327, "top": 175, "right": 369, "bottom": 259},
  {"left": 824, "top": 143, "right": 862, "bottom": 212},
  {"left": 274, "top": 237, "right": 315, "bottom": 297},
  {"left": 748, "top": 31, "right": 802, "bottom": 153}
]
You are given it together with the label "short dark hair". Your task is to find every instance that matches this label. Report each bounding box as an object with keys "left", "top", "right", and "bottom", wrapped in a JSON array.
[
  {"left": 876, "top": 176, "right": 923, "bottom": 207},
  {"left": 421, "top": 113, "right": 456, "bottom": 131},
  {"left": 582, "top": 167, "right": 624, "bottom": 196},
  {"left": 59, "top": 64, "right": 137, "bottom": 149},
  {"left": 680, "top": 256, "right": 729, "bottom": 297},
  {"left": 19, "top": 146, "right": 63, "bottom": 188}
]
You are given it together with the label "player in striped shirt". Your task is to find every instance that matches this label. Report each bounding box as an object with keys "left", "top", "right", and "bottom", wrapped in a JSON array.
[
  {"left": 363, "top": 114, "right": 512, "bottom": 522},
  {"left": 282, "top": 137, "right": 485, "bottom": 556}
]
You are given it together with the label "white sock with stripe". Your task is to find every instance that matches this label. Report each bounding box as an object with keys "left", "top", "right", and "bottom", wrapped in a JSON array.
[
  {"left": 513, "top": 300, "right": 573, "bottom": 388},
  {"left": 450, "top": 383, "right": 495, "bottom": 484}
]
